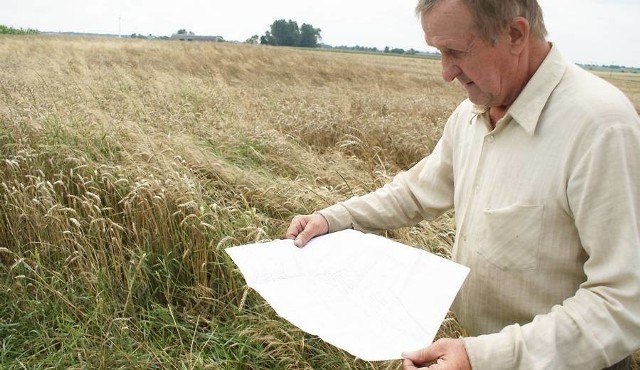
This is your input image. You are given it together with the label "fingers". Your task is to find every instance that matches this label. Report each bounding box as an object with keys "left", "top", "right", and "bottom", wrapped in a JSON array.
[
  {"left": 403, "top": 358, "right": 441, "bottom": 370},
  {"left": 285, "top": 214, "right": 329, "bottom": 247},
  {"left": 402, "top": 347, "right": 438, "bottom": 368},
  {"left": 402, "top": 358, "right": 420, "bottom": 370},
  {"left": 285, "top": 215, "right": 307, "bottom": 240},
  {"left": 402, "top": 339, "right": 470, "bottom": 370}
]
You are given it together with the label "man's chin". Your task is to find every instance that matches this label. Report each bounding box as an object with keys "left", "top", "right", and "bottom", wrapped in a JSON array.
[{"left": 466, "top": 90, "right": 492, "bottom": 106}]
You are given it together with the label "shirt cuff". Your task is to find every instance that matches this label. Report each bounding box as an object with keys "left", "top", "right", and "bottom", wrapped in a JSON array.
[
  {"left": 463, "top": 331, "right": 516, "bottom": 370},
  {"left": 318, "top": 203, "right": 353, "bottom": 233}
]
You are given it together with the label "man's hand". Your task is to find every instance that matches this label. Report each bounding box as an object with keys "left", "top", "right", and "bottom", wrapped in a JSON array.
[
  {"left": 285, "top": 213, "right": 329, "bottom": 247},
  {"left": 402, "top": 338, "right": 471, "bottom": 370}
]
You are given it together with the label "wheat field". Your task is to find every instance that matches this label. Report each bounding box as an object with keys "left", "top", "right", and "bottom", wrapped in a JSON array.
[{"left": 0, "top": 35, "right": 638, "bottom": 369}]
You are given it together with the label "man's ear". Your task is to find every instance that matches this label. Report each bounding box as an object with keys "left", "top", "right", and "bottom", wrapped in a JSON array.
[{"left": 508, "top": 17, "right": 530, "bottom": 54}]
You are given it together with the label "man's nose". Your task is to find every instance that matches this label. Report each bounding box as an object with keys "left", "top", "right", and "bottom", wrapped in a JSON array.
[{"left": 441, "top": 54, "right": 462, "bottom": 82}]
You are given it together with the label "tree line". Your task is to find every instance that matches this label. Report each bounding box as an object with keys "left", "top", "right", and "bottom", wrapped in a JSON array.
[
  {"left": 247, "top": 19, "right": 429, "bottom": 56},
  {"left": 2, "top": 21, "right": 426, "bottom": 57}
]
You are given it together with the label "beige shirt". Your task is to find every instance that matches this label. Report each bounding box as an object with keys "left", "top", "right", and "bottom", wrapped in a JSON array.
[{"left": 319, "top": 46, "right": 640, "bottom": 369}]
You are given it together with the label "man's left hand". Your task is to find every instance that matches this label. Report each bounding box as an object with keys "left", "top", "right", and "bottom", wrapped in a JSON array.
[{"left": 402, "top": 338, "right": 471, "bottom": 369}]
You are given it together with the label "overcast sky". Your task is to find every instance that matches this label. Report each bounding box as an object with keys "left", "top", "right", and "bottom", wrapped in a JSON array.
[{"left": 1, "top": 0, "right": 638, "bottom": 67}]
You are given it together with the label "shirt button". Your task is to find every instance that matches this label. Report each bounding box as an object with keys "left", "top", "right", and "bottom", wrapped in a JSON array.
[
  {"left": 474, "top": 185, "right": 480, "bottom": 193},
  {"left": 487, "top": 135, "right": 495, "bottom": 143}
]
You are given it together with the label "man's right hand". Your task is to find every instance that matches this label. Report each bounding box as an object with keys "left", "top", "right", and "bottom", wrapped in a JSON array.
[{"left": 285, "top": 213, "right": 329, "bottom": 247}]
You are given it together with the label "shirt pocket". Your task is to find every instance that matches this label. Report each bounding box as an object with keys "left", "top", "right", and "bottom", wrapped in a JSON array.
[{"left": 478, "top": 204, "right": 543, "bottom": 270}]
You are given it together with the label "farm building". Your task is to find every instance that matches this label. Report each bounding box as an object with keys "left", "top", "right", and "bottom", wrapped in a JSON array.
[{"left": 170, "top": 34, "right": 224, "bottom": 42}]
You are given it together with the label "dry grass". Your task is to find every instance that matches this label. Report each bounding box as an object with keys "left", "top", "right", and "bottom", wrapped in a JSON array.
[{"left": 0, "top": 35, "right": 638, "bottom": 369}]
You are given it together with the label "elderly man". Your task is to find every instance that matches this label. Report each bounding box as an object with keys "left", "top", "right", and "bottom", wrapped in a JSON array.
[{"left": 286, "top": 0, "right": 640, "bottom": 369}]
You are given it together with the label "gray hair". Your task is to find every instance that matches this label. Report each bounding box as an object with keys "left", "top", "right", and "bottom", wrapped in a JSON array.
[{"left": 415, "top": 0, "right": 548, "bottom": 44}]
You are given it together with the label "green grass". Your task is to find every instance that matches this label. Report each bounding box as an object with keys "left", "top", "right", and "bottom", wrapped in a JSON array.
[{"left": 0, "top": 24, "right": 38, "bottom": 35}]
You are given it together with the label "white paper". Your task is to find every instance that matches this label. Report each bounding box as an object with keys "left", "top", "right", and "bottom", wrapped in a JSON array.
[{"left": 225, "top": 229, "right": 469, "bottom": 361}]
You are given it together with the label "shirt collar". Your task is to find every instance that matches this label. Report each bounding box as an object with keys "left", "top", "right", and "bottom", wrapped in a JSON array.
[{"left": 472, "top": 44, "right": 567, "bottom": 136}]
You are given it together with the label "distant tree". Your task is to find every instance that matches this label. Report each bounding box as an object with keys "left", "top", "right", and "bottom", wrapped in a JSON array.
[
  {"left": 271, "top": 19, "right": 300, "bottom": 46},
  {"left": 299, "top": 23, "right": 322, "bottom": 47},
  {"left": 383, "top": 46, "right": 406, "bottom": 54},
  {"left": 329, "top": 45, "right": 380, "bottom": 53},
  {"left": 129, "top": 33, "right": 157, "bottom": 39},
  {"left": 176, "top": 29, "right": 195, "bottom": 36},
  {"left": 260, "top": 19, "right": 321, "bottom": 48},
  {"left": 246, "top": 34, "right": 260, "bottom": 44},
  {"left": 260, "top": 31, "right": 276, "bottom": 45}
]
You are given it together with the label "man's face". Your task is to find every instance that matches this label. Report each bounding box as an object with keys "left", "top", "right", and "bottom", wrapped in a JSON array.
[{"left": 421, "top": 0, "right": 516, "bottom": 107}]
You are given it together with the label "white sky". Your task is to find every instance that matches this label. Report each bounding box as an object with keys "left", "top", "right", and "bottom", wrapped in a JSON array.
[{"left": 1, "top": 0, "right": 639, "bottom": 67}]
